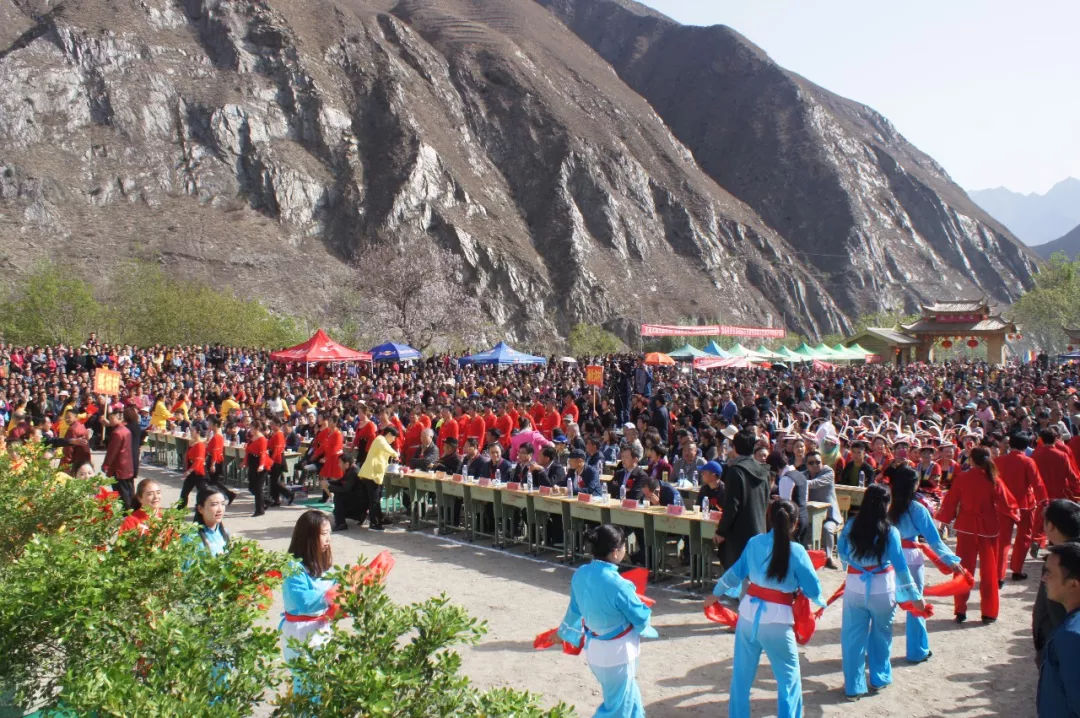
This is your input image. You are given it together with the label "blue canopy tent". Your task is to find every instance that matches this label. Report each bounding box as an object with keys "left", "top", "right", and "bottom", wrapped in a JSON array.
[
  {"left": 459, "top": 341, "right": 547, "bottom": 366},
  {"left": 702, "top": 341, "right": 731, "bottom": 358},
  {"left": 368, "top": 341, "right": 421, "bottom": 362}
]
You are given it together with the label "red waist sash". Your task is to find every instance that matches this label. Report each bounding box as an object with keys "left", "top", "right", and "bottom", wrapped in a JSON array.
[
  {"left": 746, "top": 583, "right": 795, "bottom": 605},
  {"left": 284, "top": 611, "right": 331, "bottom": 623},
  {"left": 586, "top": 624, "right": 633, "bottom": 640}
]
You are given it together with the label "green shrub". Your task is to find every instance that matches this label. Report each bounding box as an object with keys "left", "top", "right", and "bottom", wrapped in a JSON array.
[
  {"left": 0, "top": 450, "right": 286, "bottom": 717},
  {"left": 274, "top": 561, "right": 574, "bottom": 717},
  {"left": 567, "top": 323, "right": 626, "bottom": 356}
]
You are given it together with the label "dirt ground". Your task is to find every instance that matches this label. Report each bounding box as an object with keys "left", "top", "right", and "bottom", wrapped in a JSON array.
[{"left": 134, "top": 461, "right": 1039, "bottom": 717}]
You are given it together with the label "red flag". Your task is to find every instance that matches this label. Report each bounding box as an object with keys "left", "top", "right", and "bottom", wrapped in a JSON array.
[
  {"left": 793, "top": 594, "right": 818, "bottom": 645},
  {"left": 923, "top": 570, "right": 975, "bottom": 598},
  {"left": 899, "top": 601, "right": 935, "bottom": 618},
  {"left": 533, "top": 627, "right": 585, "bottom": 655},
  {"left": 562, "top": 634, "right": 585, "bottom": 655},
  {"left": 704, "top": 602, "right": 739, "bottom": 628},
  {"left": 621, "top": 567, "right": 656, "bottom": 607},
  {"left": 807, "top": 550, "right": 827, "bottom": 570},
  {"left": 533, "top": 627, "right": 559, "bottom": 650}
]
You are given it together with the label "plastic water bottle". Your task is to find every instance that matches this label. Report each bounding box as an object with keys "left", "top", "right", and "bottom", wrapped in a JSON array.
[
  {"left": 566, "top": 476, "right": 574, "bottom": 496},
  {"left": 526, "top": 473, "right": 534, "bottom": 492},
  {"left": 619, "top": 483, "right": 627, "bottom": 501},
  {"left": 701, "top": 497, "right": 710, "bottom": 520}
]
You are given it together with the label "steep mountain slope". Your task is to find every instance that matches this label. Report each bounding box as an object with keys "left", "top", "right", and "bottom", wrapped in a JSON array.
[
  {"left": 0, "top": 0, "right": 854, "bottom": 340},
  {"left": 535, "top": 0, "right": 1038, "bottom": 316},
  {"left": 1033, "top": 223, "right": 1080, "bottom": 260},
  {"left": 970, "top": 178, "right": 1080, "bottom": 246},
  {"left": 0, "top": 0, "right": 1036, "bottom": 343}
]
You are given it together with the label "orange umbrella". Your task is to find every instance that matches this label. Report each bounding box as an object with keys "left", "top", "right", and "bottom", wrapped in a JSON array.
[{"left": 643, "top": 352, "right": 675, "bottom": 366}]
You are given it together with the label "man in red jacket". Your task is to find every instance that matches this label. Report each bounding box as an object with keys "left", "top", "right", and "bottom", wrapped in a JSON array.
[
  {"left": 436, "top": 406, "right": 458, "bottom": 454},
  {"left": 1031, "top": 427, "right": 1080, "bottom": 552},
  {"left": 995, "top": 432, "right": 1048, "bottom": 581},
  {"left": 467, "top": 404, "right": 487, "bottom": 450},
  {"left": 102, "top": 412, "right": 135, "bottom": 510}
]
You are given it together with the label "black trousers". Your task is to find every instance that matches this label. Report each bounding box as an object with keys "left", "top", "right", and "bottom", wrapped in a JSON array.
[
  {"left": 248, "top": 463, "right": 266, "bottom": 514},
  {"left": 179, "top": 471, "right": 208, "bottom": 507},
  {"left": 207, "top": 462, "right": 236, "bottom": 500},
  {"left": 269, "top": 461, "right": 292, "bottom": 503},
  {"left": 357, "top": 478, "right": 383, "bottom": 527},
  {"left": 112, "top": 478, "right": 135, "bottom": 511}
]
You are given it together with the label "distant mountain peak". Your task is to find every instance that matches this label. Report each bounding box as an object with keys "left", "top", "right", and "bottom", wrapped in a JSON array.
[{"left": 969, "top": 177, "right": 1080, "bottom": 245}]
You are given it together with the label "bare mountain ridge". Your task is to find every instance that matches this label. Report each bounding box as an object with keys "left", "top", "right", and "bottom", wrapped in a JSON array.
[
  {"left": 536, "top": 0, "right": 1037, "bottom": 316},
  {"left": 1033, "top": 223, "right": 1080, "bottom": 261},
  {"left": 0, "top": 0, "right": 1034, "bottom": 343}
]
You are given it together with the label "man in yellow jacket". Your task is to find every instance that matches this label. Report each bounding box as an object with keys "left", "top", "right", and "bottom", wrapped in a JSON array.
[{"left": 357, "top": 425, "right": 400, "bottom": 531}]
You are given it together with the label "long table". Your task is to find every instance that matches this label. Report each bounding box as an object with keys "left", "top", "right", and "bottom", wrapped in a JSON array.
[{"left": 383, "top": 470, "right": 721, "bottom": 587}]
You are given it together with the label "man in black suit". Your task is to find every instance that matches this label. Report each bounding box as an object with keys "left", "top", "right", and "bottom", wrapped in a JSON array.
[
  {"left": 328, "top": 455, "right": 363, "bottom": 531},
  {"left": 434, "top": 437, "right": 462, "bottom": 474},
  {"left": 566, "top": 449, "right": 604, "bottom": 497},
  {"left": 512, "top": 443, "right": 549, "bottom": 487},
  {"left": 610, "top": 444, "right": 643, "bottom": 498},
  {"left": 537, "top": 445, "right": 567, "bottom": 489},
  {"left": 486, "top": 443, "right": 513, "bottom": 481},
  {"left": 463, "top": 437, "right": 490, "bottom": 478}
]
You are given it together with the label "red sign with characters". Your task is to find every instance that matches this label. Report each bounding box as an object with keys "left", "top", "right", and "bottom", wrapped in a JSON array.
[
  {"left": 585, "top": 365, "right": 604, "bottom": 387},
  {"left": 93, "top": 368, "right": 121, "bottom": 396}
]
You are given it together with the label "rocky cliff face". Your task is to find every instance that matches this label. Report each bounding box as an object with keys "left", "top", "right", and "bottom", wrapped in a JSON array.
[
  {"left": 0, "top": 0, "right": 1034, "bottom": 343},
  {"left": 537, "top": 0, "right": 1038, "bottom": 318}
]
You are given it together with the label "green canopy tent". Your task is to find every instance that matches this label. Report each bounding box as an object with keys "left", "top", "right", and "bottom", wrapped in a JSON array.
[
  {"left": 667, "top": 343, "right": 710, "bottom": 361},
  {"left": 832, "top": 343, "right": 868, "bottom": 360},
  {"left": 775, "top": 346, "right": 811, "bottom": 363},
  {"left": 791, "top": 343, "right": 821, "bottom": 360},
  {"left": 753, "top": 345, "right": 786, "bottom": 360},
  {"left": 812, "top": 343, "right": 847, "bottom": 361}
]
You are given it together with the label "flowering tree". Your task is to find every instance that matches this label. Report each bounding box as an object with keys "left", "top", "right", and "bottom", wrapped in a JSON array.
[{"left": 350, "top": 233, "right": 486, "bottom": 352}]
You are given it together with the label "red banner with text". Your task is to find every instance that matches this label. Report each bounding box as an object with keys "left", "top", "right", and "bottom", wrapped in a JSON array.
[{"left": 640, "top": 324, "right": 785, "bottom": 339}]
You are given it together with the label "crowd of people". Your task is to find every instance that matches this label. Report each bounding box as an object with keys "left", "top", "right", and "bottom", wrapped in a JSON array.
[{"left": 4, "top": 336, "right": 1080, "bottom": 716}]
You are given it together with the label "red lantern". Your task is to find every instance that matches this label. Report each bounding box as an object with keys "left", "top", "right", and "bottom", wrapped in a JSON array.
[
  {"left": 941, "top": 340, "right": 953, "bottom": 349},
  {"left": 967, "top": 339, "right": 979, "bottom": 349}
]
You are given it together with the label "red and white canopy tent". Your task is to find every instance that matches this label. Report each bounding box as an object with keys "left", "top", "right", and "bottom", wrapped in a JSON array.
[{"left": 270, "top": 329, "right": 372, "bottom": 376}]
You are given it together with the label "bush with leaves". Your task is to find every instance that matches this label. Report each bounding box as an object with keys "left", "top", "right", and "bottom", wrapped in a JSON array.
[
  {"left": 275, "top": 559, "right": 574, "bottom": 718},
  {"left": 0, "top": 449, "right": 286, "bottom": 717},
  {"left": 567, "top": 323, "right": 626, "bottom": 357}
]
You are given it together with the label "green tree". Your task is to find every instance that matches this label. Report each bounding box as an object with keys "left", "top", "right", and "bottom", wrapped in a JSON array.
[
  {"left": 0, "top": 447, "right": 286, "bottom": 716},
  {"left": 0, "top": 262, "right": 102, "bottom": 345},
  {"left": 1011, "top": 252, "right": 1080, "bottom": 350},
  {"left": 567, "top": 323, "right": 626, "bottom": 356},
  {"left": 101, "top": 261, "right": 305, "bottom": 348},
  {"left": 276, "top": 561, "right": 573, "bottom": 717}
]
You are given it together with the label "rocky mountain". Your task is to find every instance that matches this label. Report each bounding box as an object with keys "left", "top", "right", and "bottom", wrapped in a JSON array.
[
  {"left": 0, "top": 0, "right": 1037, "bottom": 344},
  {"left": 970, "top": 178, "right": 1080, "bottom": 246},
  {"left": 1033, "top": 222, "right": 1080, "bottom": 260},
  {"left": 537, "top": 0, "right": 1038, "bottom": 319}
]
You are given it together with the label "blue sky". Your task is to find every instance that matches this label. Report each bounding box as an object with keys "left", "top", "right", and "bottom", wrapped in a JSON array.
[{"left": 639, "top": 0, "right": 1079, "bottom": 194}]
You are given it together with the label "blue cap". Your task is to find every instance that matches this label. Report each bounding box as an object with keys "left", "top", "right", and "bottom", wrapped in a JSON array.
[{"left": 701, "top": 460, "right": 724, "bottom": 477}]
